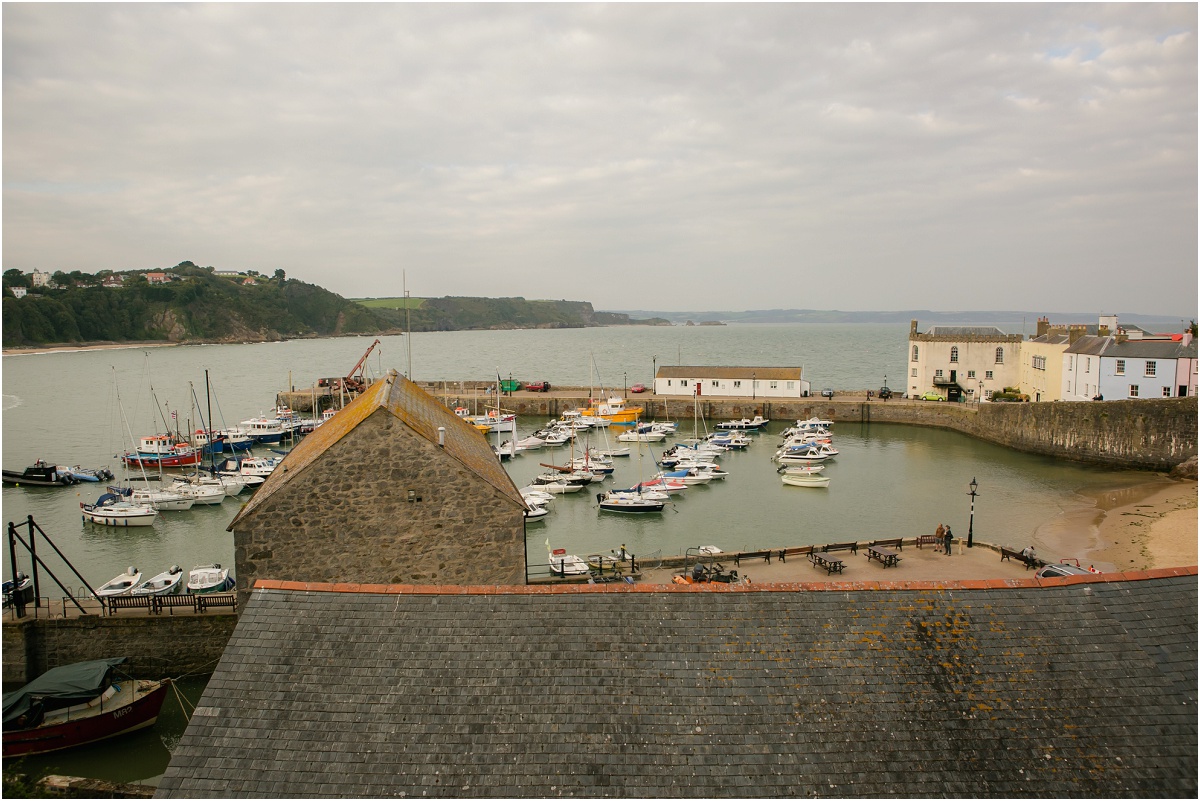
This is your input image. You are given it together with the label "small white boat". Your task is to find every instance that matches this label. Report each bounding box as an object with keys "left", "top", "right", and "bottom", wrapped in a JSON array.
[
  {"left": 530, "top": 479, "right": 583, "bottom": 494},
  {"left": 697, "top": 546, "right": 723, "bottom": 555},
  {"left": 548, "top": 549, "right": 589, "bottom": 576},
  {"left": 96, "top": 567, "right": 142, "bottom": 598},
  {"left": 616, "top": 426, "right": 667, "bottom": 443},
  {"left": 595, "top": 447, "right": 631, "bottom": 458},
  {"left": 520, "top": 488, "right": 555, "bottom": 505},
  {"left": 779, "top": 464, "right": 825, "bottom": 475},
  {"left": 131, "top": 565, "right": 184, "bottom": 596},
  {"left": 781, "top": 473, "right": 831, "bottom": 488},
  {"left": 513, "top": 436, "right": 546, "bottom": 451},
  {"left": 80, "top": 494, "right": 158, "bottom": 527},
  {"left": 716, "top": 415, "right": 770, "bottom": 431},
  {"left": 118, "top": 486, "right": 194, "bottom": 512},
  {"left": 169, "top": 481, "right": 227, "bottom": 505},
  {"left": 524, "top": 505, "right": 550, "bottom": 522},
  {"left": 187, "top": 564, "right": 234, "bottom": 594}
]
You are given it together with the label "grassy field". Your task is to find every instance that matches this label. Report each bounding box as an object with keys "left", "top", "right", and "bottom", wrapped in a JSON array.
[{"left": 353, "top": 297, "right": 426, "bottom": 309}]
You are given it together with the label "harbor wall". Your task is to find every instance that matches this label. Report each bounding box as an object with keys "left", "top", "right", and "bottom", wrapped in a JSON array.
[
  {"left": 370, "top": 390, "right": 1195, "bottom": 471},
  {"left": 1, "top": 612, "right": 237, "bottom": 684}
]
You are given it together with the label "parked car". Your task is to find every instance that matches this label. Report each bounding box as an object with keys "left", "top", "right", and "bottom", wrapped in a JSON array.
[
  {"left": 877, "top": 386, "right": 893, "bottom": 400},
  {"left": 920, "top": 391, "right": 944, "bottom": 401},
  {"left": 1035, "top": 563, "right": 1092, "bottom": 579},
  {"left": 525, "top": 381, "right": 551, "bottom": 392},
  {"left": 821, "top": 388, "right": 835, "bottom": 398},
  {"left": 629, "top": 383, "right": 647, "bottom": 394}
]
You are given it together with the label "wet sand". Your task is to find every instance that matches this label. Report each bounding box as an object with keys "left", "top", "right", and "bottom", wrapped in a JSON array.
[{"left": 1086, "top": 479, "right": 1198, "bottom": 571}]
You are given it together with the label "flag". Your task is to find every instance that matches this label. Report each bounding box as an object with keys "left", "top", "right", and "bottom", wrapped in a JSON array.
[{"left": 171, "top": 411, "right": 177, "bottom": 419}]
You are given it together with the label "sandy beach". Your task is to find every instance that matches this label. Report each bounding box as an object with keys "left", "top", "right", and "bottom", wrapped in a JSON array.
[
  {"left": 2, "top": 341, "right": 179, "bottom": 356},
  {"left": 1087, "top": 478, "right": 1198, "bottom": 571}
]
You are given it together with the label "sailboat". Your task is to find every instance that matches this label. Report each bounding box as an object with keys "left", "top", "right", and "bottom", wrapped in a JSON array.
[{"left": 596, "top": 423, "right": 666, "bottom": 513}]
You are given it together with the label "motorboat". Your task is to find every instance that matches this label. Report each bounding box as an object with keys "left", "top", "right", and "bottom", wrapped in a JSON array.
[
  {"left": 131, "top": 566, "right": 184, "bottom": 596},
  {"left": 548, "top": 549, "right": 589, "bottom": 576},
  {"left": 632, "top": 478, "right": 688, "bottom": 495},
  {"left": 527, "top": 479, "right": 582, "bottom": 494},
  {"left": 575, "top": 396, "right": 643, "bottom": 425},
  {"left": 524, "top": 505, "right": 550, "bottom": 522},
  {"left": 95, "top": 567, "right": 142, "bottom": 598},
  {"left": 235, "top": 415, "right": 287, "bottom": 445},
  {"left": 778, "top": 464, "right": 825, "bottom": 475},
  {"left": 2, "top": 461, "right": 77, "bottom": 487},
  {"left": 111, "top": 485, "right": 194, "bottom": 512},
  {"left": 597, "top": 491, "right": 667, "bottom": 513},
  {"left": 616, "top": 425, "right": 667, "bottom": 443},
  {"left": 520, "top": 488, "right": 555, "bottom": 506},
  {"left": 655, "top": 469, "right": 713, "bottom": 486},
  {"left": 2, "top": 573, "right": 33, "bottom": 607},
  {"left": 187, "top": 564, "right": 234, "bottom": 594},
  {"left": 168, "top": 480, "right": 227, "bottom": 505},
  {"left": 716, "top": 415, "right": 770, "bottom": 431},
  {"left": 60, "top": 465, "right": 116, "bottom": 483},
  {"left": 781, "top": 473, "right": 831, "bottom": 488},
  {"left": 176, "top": 472, "right": 247, "bottom": 496},
  {"left": 80, "top": 494, "right": 158, "bottom": 527},
  {"left": 2, "top": 657, "right": 172, "bottom": 757}
]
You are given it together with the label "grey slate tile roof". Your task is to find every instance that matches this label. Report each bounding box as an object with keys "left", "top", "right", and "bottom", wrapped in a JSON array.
[
  {"left": 157, "top": 575, "right": 1197, "bottom": 798},
  {"left": 1066, "top": 335, "right": 1198, "bottom": 359},
  {"left": 925, "top": 325, "right": 1009, "bottom": 337}
]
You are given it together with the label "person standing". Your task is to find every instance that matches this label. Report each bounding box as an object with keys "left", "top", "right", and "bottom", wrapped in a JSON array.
[
  {"left": 935, "top": 523, "right": 945, "bottom": 553},
  {"left": 943, "top": 525, "right": 953, "bottom": 556}
]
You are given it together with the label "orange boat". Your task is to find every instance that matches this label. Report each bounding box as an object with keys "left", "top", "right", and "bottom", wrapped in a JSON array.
[{"left": 577, "top": 396, "right": 643, "bottom": 425}]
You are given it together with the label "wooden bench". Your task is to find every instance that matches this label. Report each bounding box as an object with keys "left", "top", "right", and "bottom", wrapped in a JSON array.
[
  {"left": 865, "top": 545, "right": 901, "bottom": 568},
  {"left": 104, "top": 595, "right": 152, "bottom": 614},
  {"left": 915, "top": 535, "right": 940, "bottom": 549},
  {"left": 1000, "top": 547, "right": 1038, "bottom": 570},
  {"left": 196, "top": 593, "right": 237, "bottom": 612},
  {"left": 734, "top": 550, "right": 773, "bottom": 567},
  {"left": 822, "top": 542, "right": 858, "bottom": 555},
  {"left": 808, "top": 552, "right": 845, "bottom": 575},
  {"left": 870, "top": 538, "right": 905, "bottom": 551}
]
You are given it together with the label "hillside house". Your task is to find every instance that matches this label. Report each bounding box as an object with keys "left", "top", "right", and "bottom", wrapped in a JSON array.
[
  {"left": 653, "top": 366, "right": 809, "bottom": 399},
  {"left": 145, "top": 272, "right": 170, "bottom": 284},
  {"left": 29, "top": 270, "right": 52, "bottom": 287},
  {"left": 228, "top": 370, "right": 527, "bottom": 605},
  {"left": 101, "top": 275, "right": 125, "bottom": 288},
  {"left": 908, "top": 320, "right": 1023, "bottom": 401},
  {"left": 8, "top": 286, "right": 26, "bottom": 299}
]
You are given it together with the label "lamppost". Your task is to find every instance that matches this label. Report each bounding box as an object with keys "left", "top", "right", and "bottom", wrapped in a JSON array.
[
  {"left": 979, "top": 381, "right": 984, "bottom": 404},
  {"left": 752, "top": 372, "right": 756, "bottom": 401},
  {"left": 652, "top": 356, "right": 657, "bottom": 395},
  {"left": 623, "top": 372, "right": 627, "bottom": 398},
  {"left": 967, "top": 477, "right": 979, "bottom": 548}
]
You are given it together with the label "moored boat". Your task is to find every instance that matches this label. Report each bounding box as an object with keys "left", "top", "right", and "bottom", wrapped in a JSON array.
[
  {"left": 131, "top": 566, "right": 184, "bottom": 596},
  {"left": 95, "top": 567, "right": 142, "bottom": 598},
  {"left": 576, "top": 396, "right": 643, "bottom": 425},
  {"left": 781, "top": 473, "right": 831, "bottom": 488},
  {"left": 716, "top": 415, "right": 770, "bottom": 431},
  {"left": 548, "top": 548, "right": 589, "bottom": 576},
  {"left": 80, "top": 494, "right": 158, "bottom": 527},
  {"left": 2, "top": 461, "right": 76, "bottom": 487},
  {"left": 121, "top": 435, "right": 203, "bottom": 469},
  {"left": 187, "top": 564, "right": 234, "bottom": 594},
  {"left": 2, "top": 658, "right": 171, "bottom": 757}
]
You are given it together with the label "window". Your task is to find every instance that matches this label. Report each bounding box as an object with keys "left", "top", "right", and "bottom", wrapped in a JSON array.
[
  {"left": 1032, "top": 356, "right": 1046, "bottom": 371},
  {"left": 667, "top": 380, "right": 672, "bottom": 387},
  {"left": 950, "top": 346, "right": 959, "bottom": 363},
  {"left": 769, "top": 380, "right": 778, "bottom": 389},
  {"left": 1129, "top": 385, "right": 1139, "bottom": 397},
  {"left": 1085, "top": 357, "right": 1091, "bottom": 373},
  {"left": 1068, "top": 355, "right": 1074, "bottom": 370},
  {"left": 911, "top": 345, "right": 919, "bottom": 361},
  {"left": 911, "top": 368, "right": 918, "bottom": 377},
  {"left": 967, "top": 370, "right": 976, "bottom": 379},
  {"left": 985, "top": 370, "right": 994, "bottom": 380},
  {"left": 995, "top": 347, "right": 1004, "bottom": 364},
  {"left": 1115, "top": 359, "right": 1125, "bottom": 375},
  {"left": 711, "top": 380, "right": 719, "bottom": 388},
  {"left": 681, "top": 380, "right": 688, "bottom": 387},
  {"left": 1145, "top": 361, "right": 1156, "bottom": 377},
  {"left": 1162, "top": 386, "right": 1172, "bottom": 397},
  {"left": 786, "top": 381, "right": 794, "bottom": 390},
  {"left": 733, "top": 380, "right": 741, "bottom": 388},
  {"left": 934, "top": 369, "right": 943, "bottom": 378}
]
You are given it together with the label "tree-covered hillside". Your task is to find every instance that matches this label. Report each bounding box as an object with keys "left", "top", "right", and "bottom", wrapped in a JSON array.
[
  {"left": 3, "top": 263, "right": 401, "bottom": 347},
  {"left": 356, "top": 296, "right": 668, "bottom": 331}
]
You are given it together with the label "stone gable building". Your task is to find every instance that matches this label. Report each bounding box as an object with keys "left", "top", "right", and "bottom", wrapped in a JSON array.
[
  {"left": 908, "top": 321, "right": 1023, "bottom": 401},
  {"left": 229, "top": 370, "right": 527, "bottom": 605}
]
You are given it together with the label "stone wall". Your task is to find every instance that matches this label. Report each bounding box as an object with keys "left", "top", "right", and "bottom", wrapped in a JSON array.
[
  {"left": 2, "top": 613, "right": 236, "bottom": 684},
  {"left": 466, "top": 395, "right": 1195, "bottom": 470},
  {"left": 234, "top": 409, "right": 527, "bottom": 607}
]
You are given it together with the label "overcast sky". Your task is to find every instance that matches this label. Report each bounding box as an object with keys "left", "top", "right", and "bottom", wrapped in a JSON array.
[{"left": 3, "top": 3, "right": 1196, "bottom": 315}]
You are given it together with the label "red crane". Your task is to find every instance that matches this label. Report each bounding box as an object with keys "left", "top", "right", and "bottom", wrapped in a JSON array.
[{"left": 319, "top": 338, "right": 382, "bottom": 393}]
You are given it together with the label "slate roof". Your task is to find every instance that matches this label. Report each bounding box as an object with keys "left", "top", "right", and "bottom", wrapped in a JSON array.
[
  {"left": 924, "top": 325, "right": 1009, "bottom": 337},
  {"left": 656, "top": 366, "right": 803, "bottom": 380},
  {"left": 158, "top": 570, "right": 1197, "bottom": 798},
  {"left": 230, "top": 370, "right": 523, "bottom": 529},
  {"left": 1065, "top": 335, "right": 1198, "bottom": 360}
]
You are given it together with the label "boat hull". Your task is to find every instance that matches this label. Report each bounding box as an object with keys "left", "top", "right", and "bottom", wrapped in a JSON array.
[
  {"left": 2, "top": 679, "right": 171, "bottom": 758},
  {"left": 80, "top": 506, "right": 157, "bottom": 527}
]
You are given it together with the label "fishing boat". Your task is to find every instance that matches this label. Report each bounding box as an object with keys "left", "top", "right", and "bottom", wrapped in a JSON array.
[
  {"left": 187, "top": 564, "right": 234, "bottom": 594},
  {"left": 2, "top": 657, "right": 171, "bottom": 757},
  {"left": 235, "top": 414, "right": 288, "bottom": 445},
  {"left": 131, "top": 566, "right": 184, "bottom": 596},
  {"left": 80, "top": 494, "right": 158, "bottom": 527},
  {"left": 121, "top": 436, "right": 203, "bottom": 469},
  {"left": 576, "top": 396, "right": 643, "bottom": 425},
  {"left": 781, "top": 473, "right": 831, "bottom": 488},
  {"left": 95, "top": 567, "right": 142, "bottom": 598},
  {"left": 2, "top": 461, "right": 76, "bottom": 487}
]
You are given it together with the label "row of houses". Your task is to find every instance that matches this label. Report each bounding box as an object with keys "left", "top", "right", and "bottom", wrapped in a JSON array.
[
  {"left": 6, "top": 269, "right": 261, "bottom": 297},
  {"left": 645, "top": 315, "right": 1196, "bottom": 404},
  {"left": 912, "top": 315, "right": 1197, "bottom": 402}
]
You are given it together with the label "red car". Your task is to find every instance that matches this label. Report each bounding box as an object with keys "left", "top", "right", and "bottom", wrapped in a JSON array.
[
  {"left": 630, "top": 383, "right": 647, "bottom": 393},
  {"left": 526, "top": 381, "right": 551, "bottom": 392}
]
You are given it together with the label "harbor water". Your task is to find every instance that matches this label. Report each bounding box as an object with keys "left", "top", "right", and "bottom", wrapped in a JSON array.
[{"left": 1, "top": 323, "right": 1168, "bottom": 785}]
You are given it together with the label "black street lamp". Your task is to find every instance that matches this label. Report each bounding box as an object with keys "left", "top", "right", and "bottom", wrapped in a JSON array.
[
  {"left": 652, "top": 356, "right": 657, "bottom": 395},
  {"left": 967, "top": 477, "right": 979, "bottom": 548},
  {"left": 752, "top": 372, "right": 756, "bottom": 401},
  {"left": 623, "top": 372, "right": 627, "bottom": 398}
]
